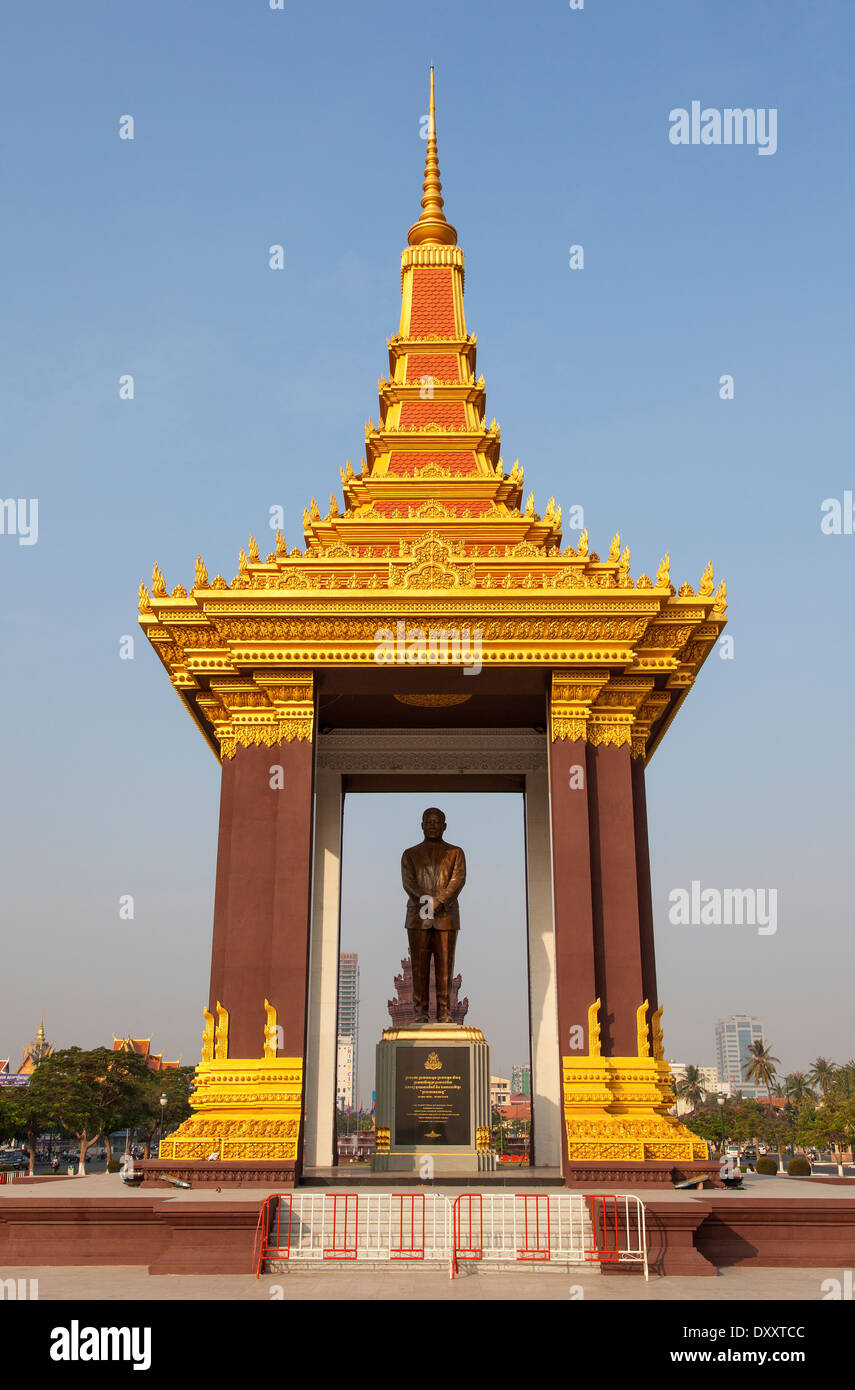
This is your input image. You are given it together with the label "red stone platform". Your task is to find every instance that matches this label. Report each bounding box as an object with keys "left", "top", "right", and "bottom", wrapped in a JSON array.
[
  {"left": 3, "top": 1174, "right": 855, "bottom": 1277},
  {"left": 139, "top": 1159, "right": 298, "bottom": 1188},
  {"left": 564, "top": 1160, "right": 723, "bottom": 1188}
]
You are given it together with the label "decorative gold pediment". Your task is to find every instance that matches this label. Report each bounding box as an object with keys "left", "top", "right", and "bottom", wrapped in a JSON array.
[
  {"left": 409, "top": 498, "right": 455, "bottom": 519},
  {"left": 388, "top": 531, "right": 475, "bottom": 589},
  {"left": 415, "top": 462, "right": 452, "bottom": 479}
]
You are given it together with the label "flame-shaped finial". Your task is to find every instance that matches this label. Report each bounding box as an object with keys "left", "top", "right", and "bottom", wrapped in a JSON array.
[{"left": 408, "top": 67, "right": 457, "bottom": 247}]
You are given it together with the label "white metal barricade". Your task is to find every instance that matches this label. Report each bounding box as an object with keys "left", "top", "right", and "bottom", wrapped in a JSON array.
[
  {"left": 255, "top": 1191, "right": 451, "bottom": 1271},
  {"left": 255, "top": 1191, "right": 648, "bottom": 1279},
  {"left": 450, "top": 1192, "right": 647, "bottom": 1279}
]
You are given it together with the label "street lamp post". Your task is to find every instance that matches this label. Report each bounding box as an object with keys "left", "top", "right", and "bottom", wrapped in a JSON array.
[
  {"left": 158, "top": 1093, "right": 168, "bottom": 1151},
  {"left": 717, "top": 1095, "right": 726, "bottom": 1157}
]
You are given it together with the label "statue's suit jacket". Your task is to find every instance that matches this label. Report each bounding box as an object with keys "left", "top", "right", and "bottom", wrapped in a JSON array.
[{"left": 401, "top": 839, "right": 466, "bottom": 932}]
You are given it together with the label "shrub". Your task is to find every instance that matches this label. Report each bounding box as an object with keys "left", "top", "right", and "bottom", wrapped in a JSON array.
[
  {"left": 106, "top": 1159, "right": 121, "bottom": 1174},
  {"left": 787, "top": 1155, "right": 811, "bottom": 1177},
  {"left": 755, "top": 1156, "right": 778, "bottom": 1176}
]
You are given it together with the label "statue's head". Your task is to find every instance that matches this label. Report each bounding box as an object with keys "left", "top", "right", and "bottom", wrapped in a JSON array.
[{"left": 421, "top": 807, "right": 446, "bottom": 841}]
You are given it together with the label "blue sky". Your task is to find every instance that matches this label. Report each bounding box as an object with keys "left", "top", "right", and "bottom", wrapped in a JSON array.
[{"left": 1, "top": 1, "right": 853, "bottom": 1092}]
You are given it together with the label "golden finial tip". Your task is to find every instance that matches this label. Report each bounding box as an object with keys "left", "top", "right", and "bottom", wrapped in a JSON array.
[{"left": 408, "top": 67, "right": 457, "bottom": 248}]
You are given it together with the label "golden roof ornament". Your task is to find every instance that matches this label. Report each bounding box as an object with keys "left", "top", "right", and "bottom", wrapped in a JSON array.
[{"left": 408, "top": 67, "right": 458, "bottom": 248}]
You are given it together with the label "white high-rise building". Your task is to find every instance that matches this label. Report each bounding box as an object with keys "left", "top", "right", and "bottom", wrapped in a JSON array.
[
  {"left": 336, "top": 954, "right": 359, "bottom": 1109},
  {"left": 715, "top": 1015, "right": 766, "bottom": 1099}
]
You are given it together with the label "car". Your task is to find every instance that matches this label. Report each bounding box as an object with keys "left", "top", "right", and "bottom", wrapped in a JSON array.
[{"left": 0, "top": 1152, "right": 28, "bottom": 1170}]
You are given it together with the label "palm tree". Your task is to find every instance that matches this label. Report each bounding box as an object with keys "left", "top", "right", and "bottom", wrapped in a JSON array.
[
  {"left": 808, "top": 1058, "right": 836, "bottom": 1100},
  {"left": 744, "top": 1040, "right": 781, "bottom": 1169},
  {"left": 784, "top": 1073, "right": 814, "bottom": 1109},
  {"left": 674, "top": 1065, "right": 708, "bottom": 1113}
]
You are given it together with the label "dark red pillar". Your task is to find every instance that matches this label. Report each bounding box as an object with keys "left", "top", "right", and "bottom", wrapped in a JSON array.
[
  {"left": 632, "top": 754, "right": 658, "bottom": 1013},
  {"left": 547, "top": 737, "right": 597, "bottom": 1055},
  {"left": 587, "top": 742, "right": 646, "bottom": 1055},
  {"left": 208, "top": 739, "right": 315, "bottom": 1061}
]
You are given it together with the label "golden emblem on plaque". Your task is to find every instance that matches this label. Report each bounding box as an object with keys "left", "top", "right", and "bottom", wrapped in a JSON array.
[{"left": 424, "top": 1051, "right": 443, "bottom": 1071}]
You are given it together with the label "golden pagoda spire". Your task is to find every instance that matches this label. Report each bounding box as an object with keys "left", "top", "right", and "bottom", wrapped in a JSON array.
[{"left": 408, "top": 66, "right": 457, "bottom": 247}]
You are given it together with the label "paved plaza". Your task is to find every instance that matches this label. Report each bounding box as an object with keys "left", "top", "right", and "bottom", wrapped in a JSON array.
[{"left": 1, "top": 1263, "right": 842, "bottom": 1301}]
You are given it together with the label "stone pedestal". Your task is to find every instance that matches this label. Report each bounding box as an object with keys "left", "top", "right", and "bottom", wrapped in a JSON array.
[{"left": 372, "top": 1024, "right": 496, "bottom": 1174}]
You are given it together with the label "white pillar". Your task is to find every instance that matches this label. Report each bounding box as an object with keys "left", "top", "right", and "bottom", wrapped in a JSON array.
[
  {"left": 303, "top": 766, "right": 343, "bottom": 1168},
  {"left": 525, "top": 764, "right": 561, "bottom": 1169}
]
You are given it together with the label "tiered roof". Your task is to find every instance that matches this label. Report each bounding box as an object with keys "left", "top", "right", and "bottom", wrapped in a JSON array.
[{"left": 140, "top": 71, "right": 726, "bottom": 763}]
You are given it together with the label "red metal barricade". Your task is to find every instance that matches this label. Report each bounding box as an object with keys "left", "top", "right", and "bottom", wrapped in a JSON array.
[
  {"left": 585, "top": 1193, "right": 620, "bottom": 1263},
  {"left": 391, "top": 1193, "right": 425, "bottom": 1260},
  {"left": 324, "top": 1192, "right": 358, "bottom": 1259},
  {"left": 254, "top": 1193, "right": 293, "bottom": 1276},
  {"left": 516, "top": 1193, "right": 550, "bottom": 1261},
  {"left": 451, "top": 1193, "right": 483, "bottom": 1277}
]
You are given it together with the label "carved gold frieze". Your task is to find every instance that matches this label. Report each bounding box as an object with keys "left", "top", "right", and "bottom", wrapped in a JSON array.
[
  {"left": 561, "top": 1001, "right": 708, "bottom": 1163},
  {"left": 159, "top": 1006, "right": 304, "bottom": 1165}
]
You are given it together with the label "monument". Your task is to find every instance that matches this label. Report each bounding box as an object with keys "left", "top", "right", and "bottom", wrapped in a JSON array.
[
  {"left": 401, "top": 807, "right": 464, "bottom": 1023},
  {"left": 373, "top": 808, "right": 495, "bottom": 1173},
  {"left": 140, "top": 69, "right": 723, "bottom": 1187}
]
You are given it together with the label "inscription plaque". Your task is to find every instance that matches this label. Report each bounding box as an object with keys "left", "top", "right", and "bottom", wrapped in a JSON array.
[{"left": 394, "top": 1046, "right": 471, "bottom": 1146}]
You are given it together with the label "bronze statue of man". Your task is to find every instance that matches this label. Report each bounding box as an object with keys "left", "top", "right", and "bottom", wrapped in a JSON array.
[{"left": 401, "top": 807, "right": 466, "bottom": 1024}]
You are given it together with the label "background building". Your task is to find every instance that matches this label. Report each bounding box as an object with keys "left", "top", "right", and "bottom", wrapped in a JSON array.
[
  {"left": 669, "top": 1063, "right": 724, "bottom": 1115},
  {"left": 111, "top": 1036, "right": 180, "bottom": 1072},
  {"left": 490, "top": 1076, "right": 511, "bottom": 1110},
  {"left": 511, "top": 1063, "right": 531, "bottom": 1097},
  {"left": 337, "top": 954, "right": 359, "bottom": 1109},
  {"left": 17, "top": 1017, "right": 54, "bottom": 1075},
  {"left": 336, "top": 1041, "right": 355, "bottom": 1112},
  {"left": 715, "top": 1015, "right": 766, "bottom": 1099}
]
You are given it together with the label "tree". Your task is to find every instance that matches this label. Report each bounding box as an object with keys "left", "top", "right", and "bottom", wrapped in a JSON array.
[
  {"left": 744, "top": 1040, "right": 781, "bottom": 1166},
  {"left": 491, "top": 1105, "right": 507, "bottom": 1156},
  {"left": 797, "top": 1098, "right": 855, "bottom": 1160},
  {"left": 681, "top": 1107, "right": 722, "bottom": 1147},
  {"left": 674, "top": 1065, "right": 708, "bottom": 1113},
  {"left": 784, "top": 1073, "right": 815, "bottom": 1109},
  {"left": 129, "top": 1067, "right": 195, "bottom": 1158},
  {"left": 26, "top": 1048, "right": 152, "bottom": 1174},
  {"left": 808, "top": 1057, "right": 836, "bottom": 1100},
  {"left": 743, "top": 1040, "right": 779, "bottom": 1097},
  {"left": 2, "top": 1084, "right": 60, "bottom": 1176}
]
